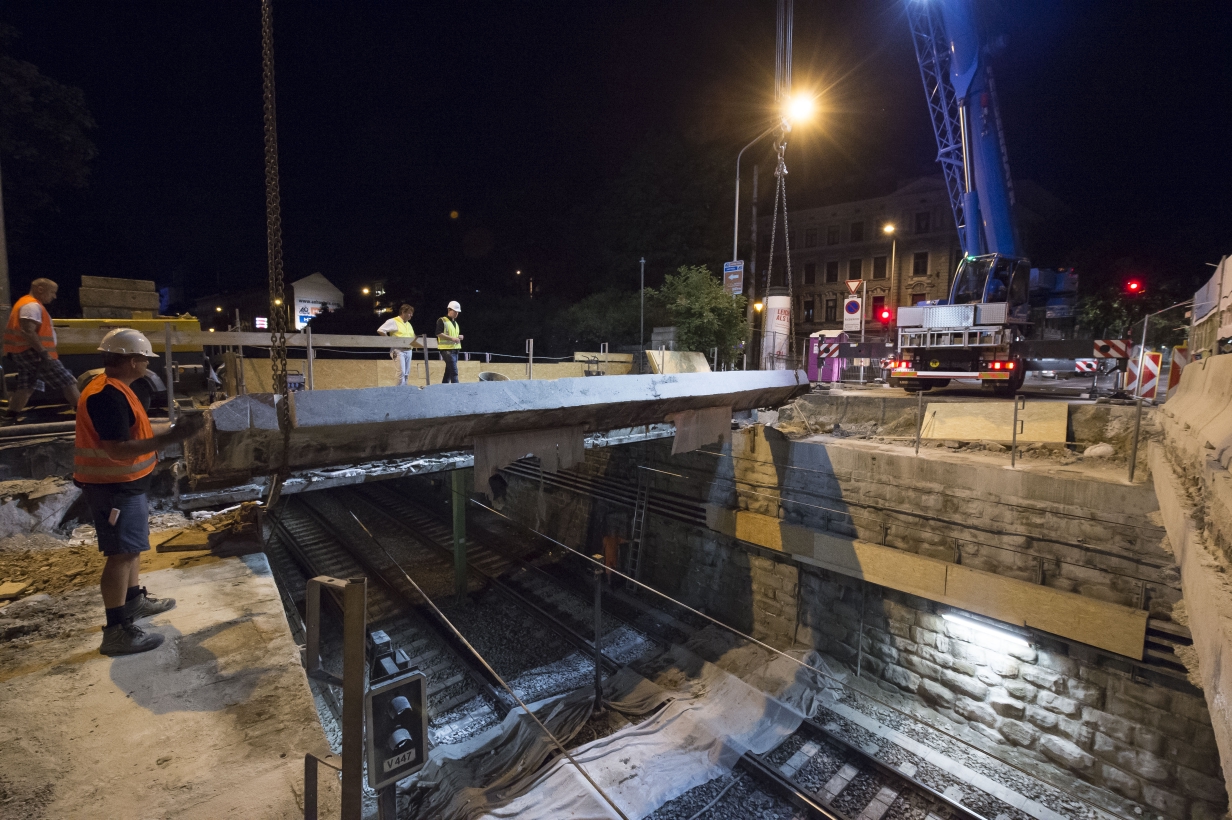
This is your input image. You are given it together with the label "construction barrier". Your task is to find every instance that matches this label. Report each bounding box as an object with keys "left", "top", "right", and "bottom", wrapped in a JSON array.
[{"left": 1126, "top": 350, "right": 1162, "bottom": 399}]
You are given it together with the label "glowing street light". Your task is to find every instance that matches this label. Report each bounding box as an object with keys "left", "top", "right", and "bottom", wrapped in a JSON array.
[
  {"left": 784, "top": 92, "right": 816, "bottom": 125},
  {"left": 883, "top": 224, "right": 898, "bottom": 311},
  {"left": 754, "top": 301, "right": 764, "bottom": 312},
  {"left": 362, "top": 287, "right": 371, "bottom": 295},
  {"left": 215, "top": 306, "right": 222, "bottom": 312}
]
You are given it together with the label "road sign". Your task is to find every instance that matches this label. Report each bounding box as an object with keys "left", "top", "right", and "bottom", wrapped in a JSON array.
[
  {"left": 723, "top": 261, "right": 744, "bottom": 296},
  {"left": 1093, "top": 339, "right": 1131, "bottom": 359},
  {"left": 365, "top": 669, "right": 427, "bottom": 790},
  {"left": 843, "top": 297, "right": 862, "bottom": 332},
  {"left": 845, "top": 279, "right": 863, "bottom": 295}
]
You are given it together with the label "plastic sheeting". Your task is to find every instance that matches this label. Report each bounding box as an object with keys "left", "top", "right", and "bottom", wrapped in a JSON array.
[
  {"left": 477, "top": 637, "right": 811, "bottom": 820},
  {"left": 403, "top": 666, "right": 674, "bottom": 820}
]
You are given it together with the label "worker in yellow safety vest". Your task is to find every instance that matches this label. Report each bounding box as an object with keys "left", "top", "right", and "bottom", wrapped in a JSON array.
[
  {"left": 377, "top": 303, "right": 417, "bottom": 385},
  {"left": 435, "top": 300, "right": 463, "bottom": 383},
  {"left": 2, "top": 278, "right": 81, "bottom": 421},
  {"left": 74, "top": 328, "right": 205, "bottom": 655}
]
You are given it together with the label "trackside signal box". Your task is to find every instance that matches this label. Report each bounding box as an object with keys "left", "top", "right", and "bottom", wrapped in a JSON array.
[{"left": 365, "top": 669, "right": 427, "bottom": 790}]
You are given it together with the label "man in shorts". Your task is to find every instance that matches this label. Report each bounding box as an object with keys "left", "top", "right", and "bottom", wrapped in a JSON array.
[
  {"left": 3, "top": 278, "right": 80, "bottom": 420},
  {"left": 74, "top": 328, "right": 205, "bottom": 656}
]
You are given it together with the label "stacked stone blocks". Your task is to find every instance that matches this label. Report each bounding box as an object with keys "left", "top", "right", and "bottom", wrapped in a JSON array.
[{"left": 797, "top": 567, "right": 1223, "bottom": 820}]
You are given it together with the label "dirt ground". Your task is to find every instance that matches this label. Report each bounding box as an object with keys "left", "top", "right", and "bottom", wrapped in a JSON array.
[{"left": 0, "top": 510, "right": 230, "bottom": 675}]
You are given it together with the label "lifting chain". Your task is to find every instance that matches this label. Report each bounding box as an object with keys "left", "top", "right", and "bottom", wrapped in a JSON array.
[
  {"left": 260, "top": 0, "right": 292, "bottom": 500},
  {"left": 761, "top": 133, "right": 796, "bottom": 366}
]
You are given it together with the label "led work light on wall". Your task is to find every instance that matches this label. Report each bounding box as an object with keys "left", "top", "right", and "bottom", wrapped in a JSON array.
[{"left": 941, "top": 613, "right": 1030, "bottom": 648}]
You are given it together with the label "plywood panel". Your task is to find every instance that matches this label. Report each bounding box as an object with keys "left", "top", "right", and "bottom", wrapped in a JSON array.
[
  {"left": 646, "top": 350, "right": 712, "bottom": 374},
  {"left": 709, "top": 504, "right": 1146, "bottom": 658},
  {"left": 921, "top": 401, "right": 1068, "bottom": 443},
  {"left": 945, "top": 565, "right": 1147, "bottom": 659}
]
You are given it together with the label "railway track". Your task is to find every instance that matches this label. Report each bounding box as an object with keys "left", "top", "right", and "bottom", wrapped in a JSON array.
[
  {"left": 372, "top": 479, "right": 990, "bottom": 820},
  {"left": 267, "top": 481, "right": 1011, "bottom": 820},
  {"left": 744, "top": 718, "right": 988, "bottom": 820},
  {"left": 346, "top": 483, "right": 647, "bottom": 672},
  {"left": 268, "top": 496, "right": 513, "bottom": 733}
]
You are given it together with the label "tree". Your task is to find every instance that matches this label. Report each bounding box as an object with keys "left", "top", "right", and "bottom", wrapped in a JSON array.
[
  {"left": 0, "top": 26, "right": 97, "bottom": 246},
  {"left": 649, "top": 265, "right": 746, "bottom": 366},
  {"left": 552, "top": 289, "right": 649, "bottom": 351}
]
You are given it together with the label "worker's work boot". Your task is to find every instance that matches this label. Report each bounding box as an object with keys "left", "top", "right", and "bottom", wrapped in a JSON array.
[
  {"left": 100, "top": 620, "right": 164, "bottom": 656},
  {"left": 123, "top": 587, "right": 176, "bottom": 621}
]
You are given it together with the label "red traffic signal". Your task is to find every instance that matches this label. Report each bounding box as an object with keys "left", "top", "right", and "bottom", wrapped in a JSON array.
[
  {"left": 1125, "top": 279, "right": 1144, "bottom": 295},
  {"left": 877, "top": 308, "right": 893, "bottom": 325}
]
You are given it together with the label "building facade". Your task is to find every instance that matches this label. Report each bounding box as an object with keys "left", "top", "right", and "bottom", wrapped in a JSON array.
[{"left": 758, "top": 177, "right": 963, "bottom": 337}]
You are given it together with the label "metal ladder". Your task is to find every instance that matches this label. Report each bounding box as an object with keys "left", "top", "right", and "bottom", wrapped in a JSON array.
[{"left": 626, "top": 470, "right": 650, "bottom": 581}]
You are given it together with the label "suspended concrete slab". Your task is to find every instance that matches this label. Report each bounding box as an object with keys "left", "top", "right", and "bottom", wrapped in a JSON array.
[{"left": 184, "top": 370, "right": 807, "bottom": 490}]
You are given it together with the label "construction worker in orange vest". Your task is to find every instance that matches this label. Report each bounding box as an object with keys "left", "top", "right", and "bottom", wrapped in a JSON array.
[
  {"left": 2, "top": 278, "right": 80, "bottom": 421},
  {"left": 75, "top": 328, "right": 205, "bottom": 655}
]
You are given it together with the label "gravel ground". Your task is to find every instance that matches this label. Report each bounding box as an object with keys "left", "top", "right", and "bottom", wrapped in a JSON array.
[
  {"left": 647, "top": 772, "right": 808, "bottom": 820},
  {"left": 440, "top": 592, "right": 577, "bottom": 681}
]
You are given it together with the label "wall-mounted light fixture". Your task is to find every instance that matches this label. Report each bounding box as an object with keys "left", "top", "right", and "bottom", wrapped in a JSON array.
[{"left": 941, "top": 612, "right": 1029, "bottom": 648}]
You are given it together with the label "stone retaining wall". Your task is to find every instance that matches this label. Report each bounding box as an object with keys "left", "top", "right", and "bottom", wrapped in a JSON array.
[
  {"left": 498, "top": 450, "right": 1224, "bottom": 820},
  {"left": 796, "top": 565, "right": 1223, "bottom": 820}
]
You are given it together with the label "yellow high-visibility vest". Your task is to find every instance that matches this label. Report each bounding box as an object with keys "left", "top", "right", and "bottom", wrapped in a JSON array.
[
  {"left": 438, "top": 317, "right": 461, "bottom": 350},
  {"left": 390, "top": 317, "right": 415, "bottom": 338}
]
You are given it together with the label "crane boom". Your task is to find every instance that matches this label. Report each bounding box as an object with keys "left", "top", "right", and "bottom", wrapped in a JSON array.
[{"left": 907, "top": 0, "right": 1018, "bottom": 257}]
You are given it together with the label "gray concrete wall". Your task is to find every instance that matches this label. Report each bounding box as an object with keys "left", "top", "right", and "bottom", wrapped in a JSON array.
[
  {"left": 1152, "top": 353, "right": 1232, "bottom": 793},
  {"left": 550, "top": 426, "right": 1176, "bottom": 618}
]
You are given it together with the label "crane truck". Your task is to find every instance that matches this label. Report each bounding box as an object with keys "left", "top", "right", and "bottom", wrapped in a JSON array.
[{"left": 888, "top": 0, "right": 1079, "bottom": 395}]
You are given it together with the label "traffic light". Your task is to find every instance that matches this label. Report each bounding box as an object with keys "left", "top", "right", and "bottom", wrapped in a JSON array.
[
  {"left": 365, "top": 669, "right": 427, "bottom": 790},
  {"left": 1125, "top": 279, "right": 1144, "bottom": 295},
  {"left": 877, "top": 307, "right": 893, "bottom": 326}
]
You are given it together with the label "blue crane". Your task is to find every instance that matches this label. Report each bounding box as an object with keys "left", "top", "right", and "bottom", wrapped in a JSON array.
[{"left": 906, "top": 0, "right": 1018, "bottom": 258}]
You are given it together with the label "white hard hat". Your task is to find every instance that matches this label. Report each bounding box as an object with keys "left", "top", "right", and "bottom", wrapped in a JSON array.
[
  {"left": 98, "top": 327, "right": 156, "bottom": 357},
  {"left": 447, "top": 301, "right": 461, "bottom": 313}
]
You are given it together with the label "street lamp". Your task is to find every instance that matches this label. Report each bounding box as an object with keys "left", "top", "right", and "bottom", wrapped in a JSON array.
[
  {"left": 883, "top": 224, "right": 898, "bottom": 312},
  {"left": 731, "top": 94, "right": 819, "bottom": 263}
]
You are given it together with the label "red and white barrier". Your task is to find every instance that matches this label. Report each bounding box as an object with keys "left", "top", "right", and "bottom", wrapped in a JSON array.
[
  {"left": 1075, "top": 359, "right": 1098, "bottom": 372},
  {"left": 1127, "top": 350, "right": 1162, "bottom": 399},
  {"left": 1167, "top": 346, "right": 1191, "bottom": 397},
  {"left": 818, "top": 343, "right": 841, "bottom": 358},
  {"left": 1093, "top": 339, "right": 1131, "bottom": 359}
]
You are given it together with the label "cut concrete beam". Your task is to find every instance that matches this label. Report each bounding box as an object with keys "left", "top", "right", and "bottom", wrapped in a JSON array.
[
  {"left": 186, "top": 371, "right": 804, "bottom": 487},
  {"left": 78, "top": 287, "right": 162, "bottom": 310},
  {"left": 80, "top": 275, "right": 156, "bottom": 292}
]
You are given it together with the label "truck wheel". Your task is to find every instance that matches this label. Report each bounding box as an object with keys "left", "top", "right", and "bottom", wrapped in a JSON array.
[{"left": 991, "top": 368, "right": 1026, "bottom": 397}]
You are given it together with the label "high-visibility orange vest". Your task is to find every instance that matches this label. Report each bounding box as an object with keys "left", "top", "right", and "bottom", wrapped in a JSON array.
[
  {"left": 74, "top": 374, "right": 157, "bottom": 484},
  {"left": 3, "top": 294, "right": 58, "bottom": 359}
]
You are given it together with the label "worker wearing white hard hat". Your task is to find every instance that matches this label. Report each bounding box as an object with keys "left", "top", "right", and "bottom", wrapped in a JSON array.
[
  {"left": 74, "top": 327, "right": 205, "bottom": 656},
  {"left": 436, "top": 301, "right": 463, "bottom": 384}
]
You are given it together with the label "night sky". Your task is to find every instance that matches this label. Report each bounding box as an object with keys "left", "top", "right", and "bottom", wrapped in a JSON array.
[{"left": 1, "top": 1, "right": 1229, "bottom": 325}]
